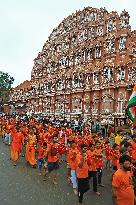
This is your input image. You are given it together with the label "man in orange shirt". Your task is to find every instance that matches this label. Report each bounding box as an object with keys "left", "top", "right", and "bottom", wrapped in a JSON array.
[
  {"left": 112, "top": 143, "right": 120, "bottom": 170},
  {"left": 46, "top": 137, "right": 60, "bottom": 185},
  {"left": 112, "top": 154, "right": 134, "bottom": 205},
  {"left": 10, "top": 126, "right": 24, "bottom": 166},
  {"left": 68, "top": 140, "right": 78, "bottom": 195},
  {"left": 87, "top": 143, "right": 100, "bottom": 196},
  {"left": 105, "top": 141, "right": 113, "bottom": 169},
  {"left": 37, "top": 142, "right": 47, "bottom": 172},
  {"left": 95, "top": 142, "right": 104, "bottom": 187},
  {"left": 76, "top": 144, "right": 89, "bottom": 205}
]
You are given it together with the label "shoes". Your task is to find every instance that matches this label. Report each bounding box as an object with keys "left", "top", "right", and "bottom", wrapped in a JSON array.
[
  {"left": 32, "top": 165, "right": 37, "bottom": 168},
  {"left": 73, "top": 189, "right": 78, "bottom": 195},
  {"left": 98, "top": 184, "right": 104, "bottom": 187},
  {"left": 95, "top": 191, "right": 100, "bottom": 196},
  {"left": 53, "top": 180, "right": 58, "bottom": 185}
]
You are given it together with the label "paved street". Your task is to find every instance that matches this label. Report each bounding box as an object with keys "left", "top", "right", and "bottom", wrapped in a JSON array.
[{"left": 0, "top": 142, "right": 113, "bottom": 205}]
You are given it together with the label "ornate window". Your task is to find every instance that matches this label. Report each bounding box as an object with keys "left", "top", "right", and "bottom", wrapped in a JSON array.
[
  {"left": 105, "top": 39, "right": 115, "bottom": 52},
  {"left": 72, "top": 32, "right": 77, "bottom": 46},
  {"left": 73, "top": 75, "right": 78, "bottom": 88},
  {"left": 90, "top": 12, "right": 97, "bottom": 21},
  {"left": 56, "top": 79, "right": 62, "bottom": 90},
  {"left": 103, "top": 67, "right": 113, "bottom": 82},
  {"left": 63, "top": 20, "right": 69, "bottom": 32},
  {"left": 75, "top": 51, "right": 81, "bottom": 65},
  {"left": 70, "top": 17, "right": 77, "bottom": 28},
  {"left": 87, "top": 48, "right": 93, "bottom": 60},
  {"left": 44, "top": 83, "right": 50, "bottom": 92},
  {"left": 62, "top": 40, "right": 70, "bottom": 50},
  {"left": 78, "top": 31, "right": 84, "bottom": 43},
  {"left": 97, "top": 26, "right": 103, "bottom": 36},
  {"left": 51, "top": 61, "right": 56, "bottom": 71},
  {"left": 59, "top": 56, "right": 69, "bottom": 68},
  {"left": 113, "top": 20, "right": 117, "bottom": 31},
  {"left": 51, "top": 83, "right": 55, "bottom": 92},
  {"left": 93, "top": 72, "right": 99, "bottom": 84},
  {"left": 78, "top": 30, "right": 87, "bottom": 43},
  {"left": 85, "top": 10, "right": 91, "bottom": 22},
  {"left": 119, "top": 36, "right": 126, "bottom": 50},
  {"left": 47, "top": 64, "right": 51, "bottom": 73},
  {"left": 59, "top": 57, "right": 64, "bottom": 68},
  {"left": 120, "top": 15, "right": 129, "bottom": 28},
  {"left": 56, "top": 44, "right": 62, "bottom": 53},
  {"left": 66, "top": 78, "right": 71, "bottom": 89},
  {"left": 81, "top": 49, "right": 86, "bottom": 61},
  {"left": 117, "top": 67, "right": 125, "bottom": 81},
  {"left": 88, "top": 27, "right": 96, "bottom": 39},
  {"left": 61, "top": 79, "right": 65, "bottom": 89},
  {"left": 132, "top": 48, "right": 136, "bottom": 56},
  {"left": 42, "top": 49, "right": 49, "bottom": 58},
  {"left": 69, "top": 55, "right": 73, "bottom": 67},
  {"left": 106, "top": 19, "right": 112, "bottom": 33},
  {"left": 86, "top": 74, "right": 91, "bottom": 85},
  {"left": 65, "top": 56, "right": 69, "bottom": 67},
  {"left": 128, "top": 67, "right": 136, "bottom": 81},
  {"left": 95, "top": 47, "right": 101, "bottom": 58},
  {"left": 54, "top": 62, "right": 58, "bottom": 71},
  {"left": 79, "top": 74, "right": 83, "bottom": 87},
  {"left": 80, "top": 12, "right": 85, "bottom": 22},
  {"left": 98, "top": 14, "right": 103, "bottom": 24}
]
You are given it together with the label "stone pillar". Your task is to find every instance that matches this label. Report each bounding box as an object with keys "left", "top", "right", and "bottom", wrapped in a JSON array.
[
  {"left": 90, "top": 89, "right": 93, "bottom": 114},
  {"left": 114, "top": 88, "right": 118, "bottom": 113},
  {"left": 126, "top": 64, "right": 129, "bottom": 82},
  {"left": 114, "top": 66, "right": 117, "bottom": 84}
]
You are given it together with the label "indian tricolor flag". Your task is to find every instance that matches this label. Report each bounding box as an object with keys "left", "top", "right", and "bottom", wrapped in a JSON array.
[{"left": 126, "top": 84, "right": 136, "bottom": 122}]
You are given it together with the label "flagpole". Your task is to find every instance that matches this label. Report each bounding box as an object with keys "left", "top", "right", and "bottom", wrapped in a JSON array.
[{"left": 133, "top": 108, "right": 136, "bottom": 129}]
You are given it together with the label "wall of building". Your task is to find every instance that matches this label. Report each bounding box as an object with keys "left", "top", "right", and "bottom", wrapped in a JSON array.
[{"left": 10, "top": 7, "right": 136, "bottom": 121}]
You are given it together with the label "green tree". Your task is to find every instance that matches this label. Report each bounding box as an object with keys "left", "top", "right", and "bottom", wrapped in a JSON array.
[{"left": 0, "top": 71, "right": 14, "bottom": 103}]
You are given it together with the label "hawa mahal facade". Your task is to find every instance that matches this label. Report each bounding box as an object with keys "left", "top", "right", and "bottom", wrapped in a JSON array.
[{"left": 10, "top": 7, "right": 136, "bottom": 122}]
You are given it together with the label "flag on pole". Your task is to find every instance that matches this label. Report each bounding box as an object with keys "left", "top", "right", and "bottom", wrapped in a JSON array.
[{"left": 126, "top": 84, "right": 136, "bottom": 122}]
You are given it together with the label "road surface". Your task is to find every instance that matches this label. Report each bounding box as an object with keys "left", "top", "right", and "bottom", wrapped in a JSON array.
[{"left": 0, "top": 141, "right": 113, "bottom": 205}]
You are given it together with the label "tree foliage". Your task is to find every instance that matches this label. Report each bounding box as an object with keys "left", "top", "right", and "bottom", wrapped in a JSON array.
[{"left": 0, "top": 71, "right": 14, "bottom": 100}]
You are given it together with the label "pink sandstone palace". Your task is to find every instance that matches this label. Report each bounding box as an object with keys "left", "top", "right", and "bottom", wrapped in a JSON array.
[{"left": 9, "top": 7, "right": 136, "bottom": 123}]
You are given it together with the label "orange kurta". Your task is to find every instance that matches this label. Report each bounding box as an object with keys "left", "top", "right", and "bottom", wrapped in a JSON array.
[
  {"left": 10, "top": 131, "right": 24, "bottom": 162},
  {"left": 76, "top": 153, "right": 89, "bottom": 178},
  {"left": 25, "top": 135, "right": 37, "bottom": 166},
  {"left": 112, "top": 168, "right": 134, "bottom": 205}
]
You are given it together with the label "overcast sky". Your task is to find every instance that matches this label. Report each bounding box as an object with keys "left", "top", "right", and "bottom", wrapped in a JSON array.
[{"left": 0, "top": 0, "right": 136, "bottom": 87}]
